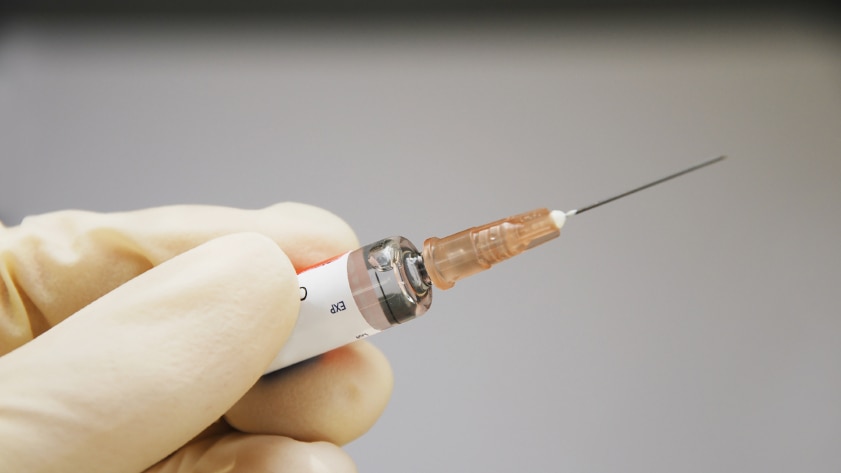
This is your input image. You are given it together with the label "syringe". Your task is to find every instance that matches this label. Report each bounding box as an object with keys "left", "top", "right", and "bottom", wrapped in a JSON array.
[{"left": 264, "top": 156, "right": 726, "bottom": 373}]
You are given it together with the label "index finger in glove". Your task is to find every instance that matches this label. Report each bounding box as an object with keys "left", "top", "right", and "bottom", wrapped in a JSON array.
[{"left": 0, "top": 203, "right": 358, "bottom": 354}]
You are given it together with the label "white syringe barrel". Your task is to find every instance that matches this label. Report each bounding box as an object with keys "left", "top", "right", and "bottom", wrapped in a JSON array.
[{"left": 264, "top": 236, "right": 431, "bottom": 373}]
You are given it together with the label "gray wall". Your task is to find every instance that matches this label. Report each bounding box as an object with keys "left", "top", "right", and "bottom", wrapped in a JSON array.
[{"left": 2, "top": 13, "right": 840, "bottom": 472}]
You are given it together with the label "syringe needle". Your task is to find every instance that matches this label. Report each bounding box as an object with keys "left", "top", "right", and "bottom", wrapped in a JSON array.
[
  {"left": 567, "top": 155, "right": 727, "bottom": 216},
  {"left": 421, "top": 155, "right": 726, "bottom": 290}
]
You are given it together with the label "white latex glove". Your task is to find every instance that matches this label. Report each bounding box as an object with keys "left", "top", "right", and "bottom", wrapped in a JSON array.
[{"left": 0, "top": 203, "right": 393, "bottom": 473}]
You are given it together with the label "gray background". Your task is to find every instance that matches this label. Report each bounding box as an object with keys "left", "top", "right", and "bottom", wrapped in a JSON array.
[{"left": 2, "top": 11, "right": 840, "bottom": 473}]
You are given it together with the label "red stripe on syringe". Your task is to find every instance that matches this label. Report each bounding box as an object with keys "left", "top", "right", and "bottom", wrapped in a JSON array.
[{"left": 296, "top": 252, "right": 346, "bottom": 275}]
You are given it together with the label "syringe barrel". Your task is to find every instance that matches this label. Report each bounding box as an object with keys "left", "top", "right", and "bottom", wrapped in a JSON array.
[
  {"left": 263, "top": 209, "right": 562, "bottom": 373},
  {"left": 421, "top": 208, "right": 561, "bottom": 290},
  {"left": 264, "top": 236, "right": 431, "bottom": 373}
]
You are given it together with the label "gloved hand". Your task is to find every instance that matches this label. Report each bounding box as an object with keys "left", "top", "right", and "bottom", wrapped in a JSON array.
[{"left": 0, "top": 203, "right": 393, "bottom": 473}]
